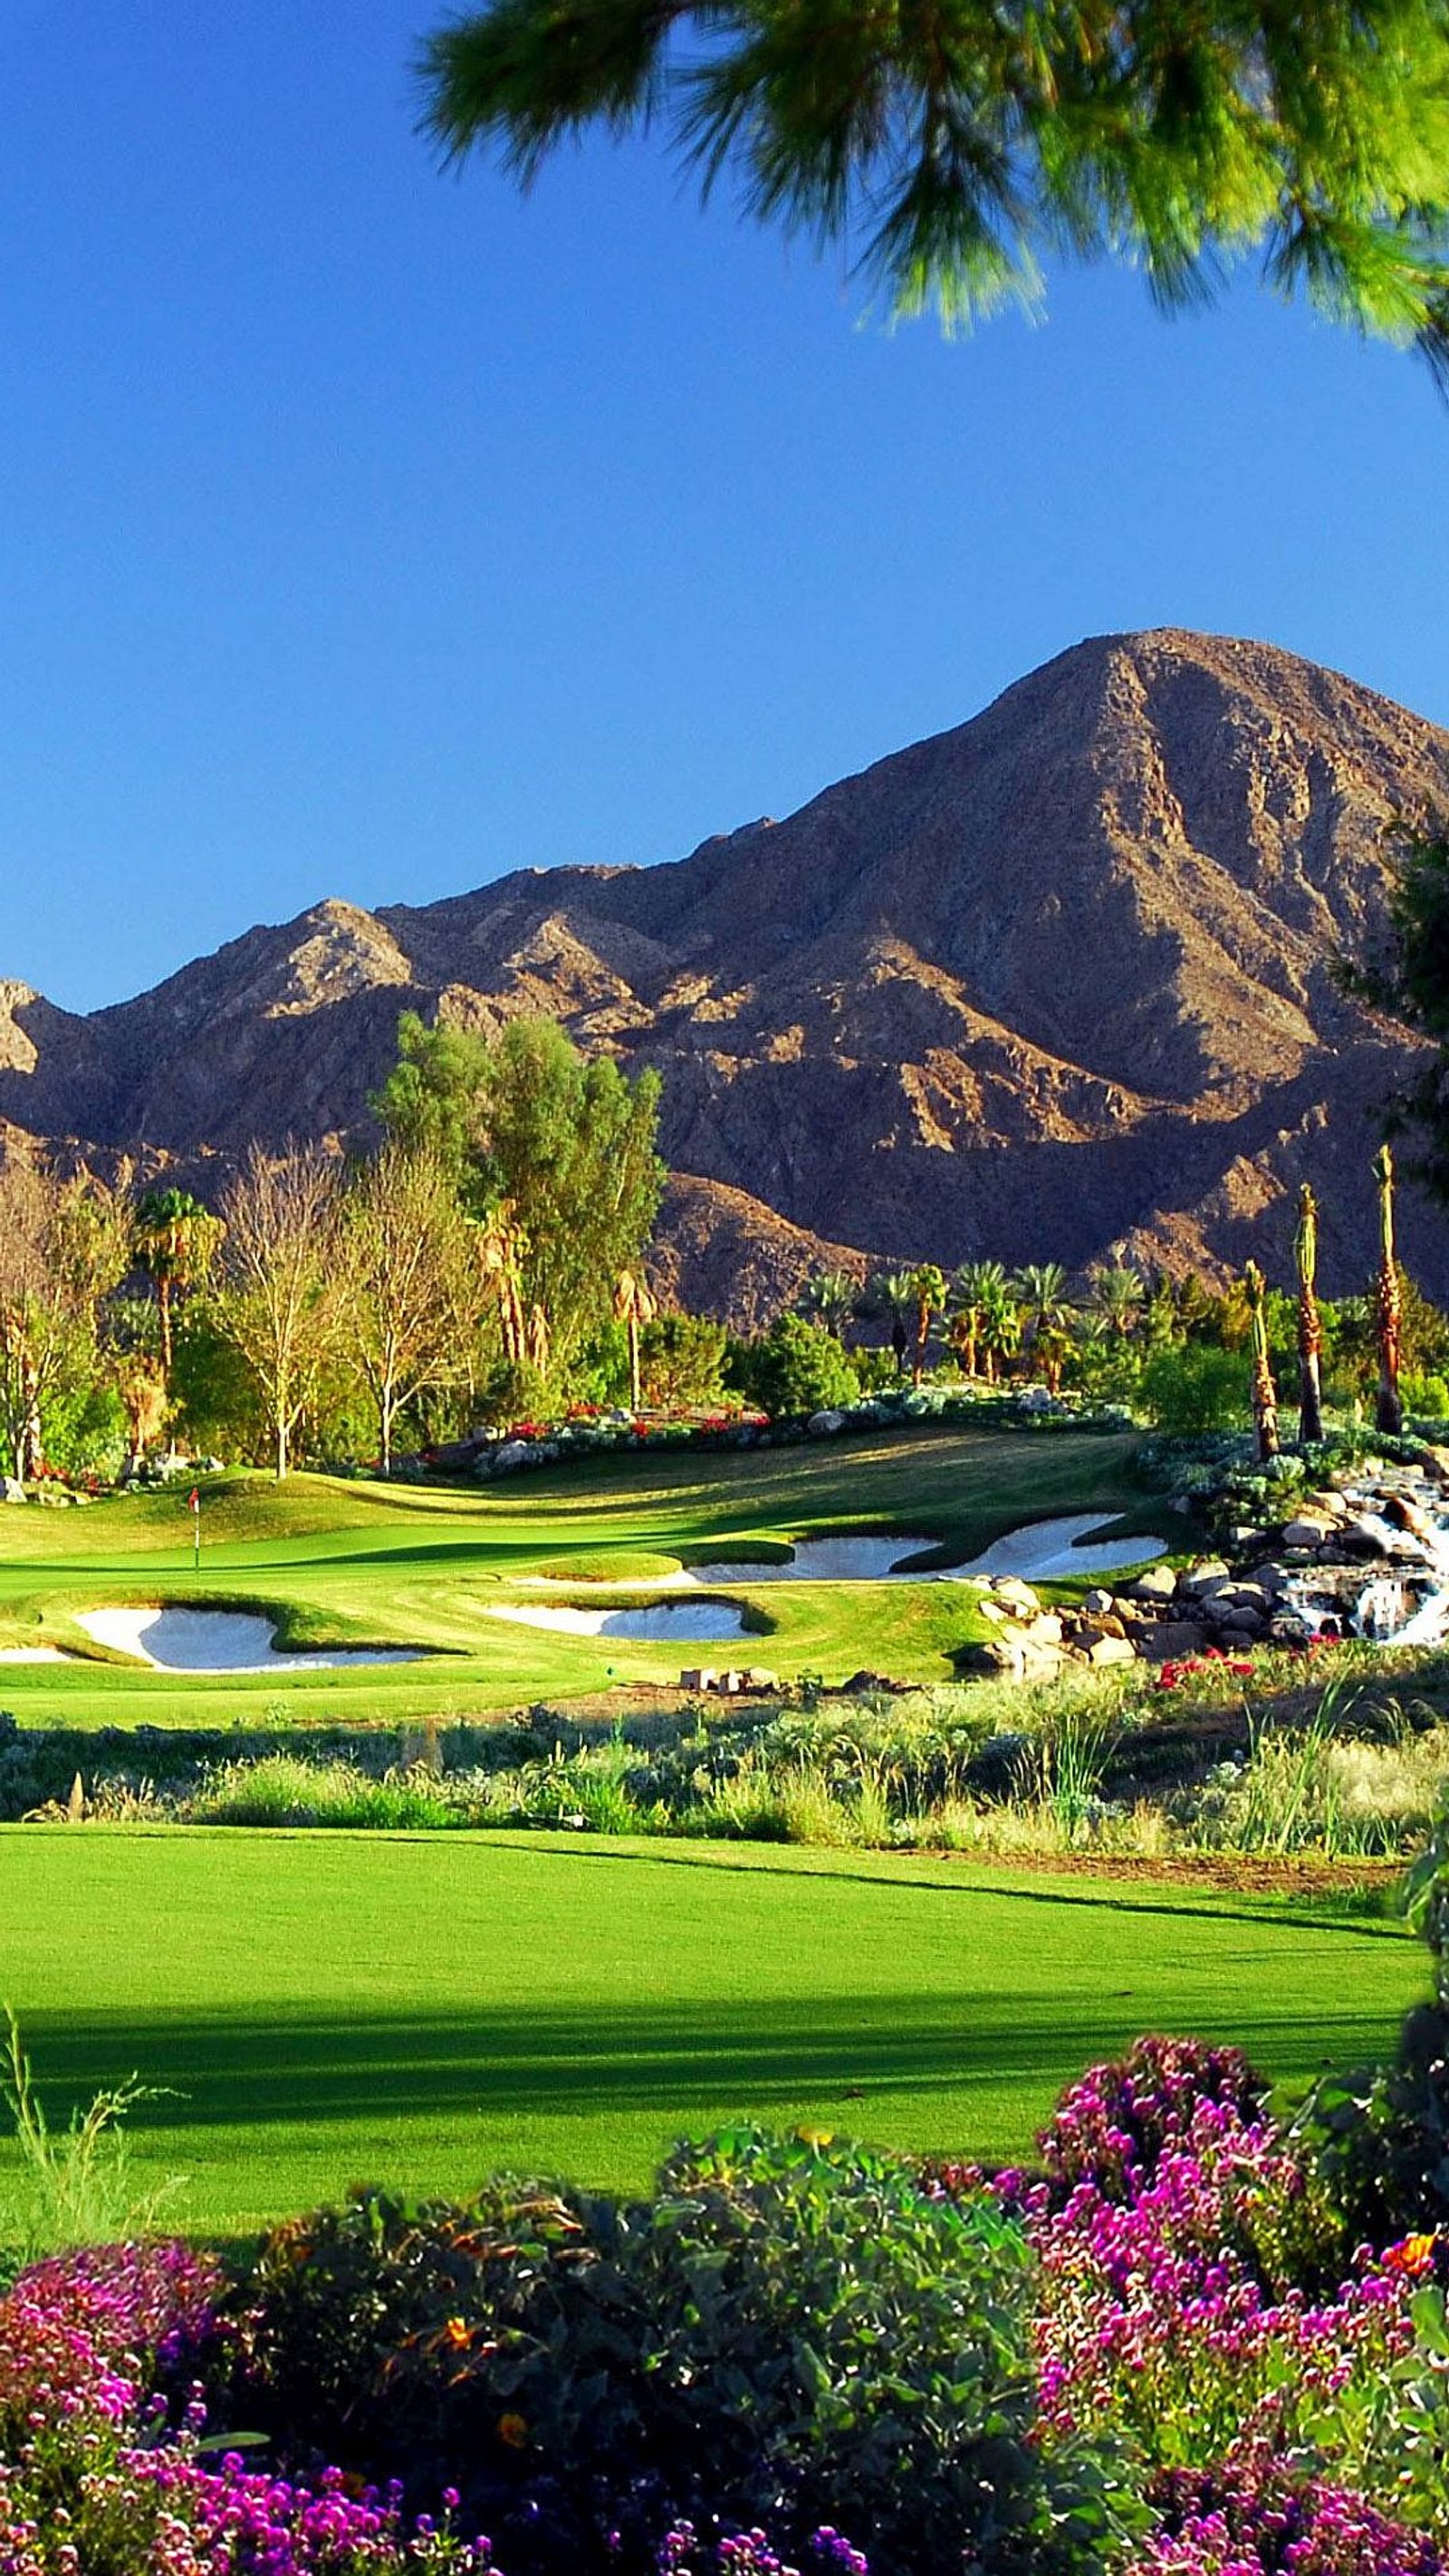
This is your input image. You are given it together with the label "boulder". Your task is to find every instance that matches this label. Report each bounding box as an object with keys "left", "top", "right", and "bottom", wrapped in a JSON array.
[
  {"left": 1181, "top": 1559, "right": 1230, "bottom": 1591},
  {"left": 1088, "top": 1634, "right": 1137, "bottom": 1667},
  {"left": 993, "top": 1578, "right": 1041, "bottom": 1614},
  {"left": 0, "top": 1479, "right": 24, "bottom": 1504},
  {"left": 806, "top": 1409, "right": 846, "bottom": 1437},
  {"left": 1130, "top": 1564, "right": 1179, "bottom": 1601},
  {"left": 1281, "top": 1514, "right": 1340, "bottom": 1548},
  {"left": 1137, "top": 1621, "right": 1210, "bottom": 1663},
  {"left": 1082, "top": 1588, "right": 1116, "bottom": 1616}
]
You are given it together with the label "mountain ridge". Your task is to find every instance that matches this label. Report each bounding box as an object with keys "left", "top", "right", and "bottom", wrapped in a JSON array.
[{"left": 3, "top": 626, "right": 1445, "bottom": 1320}]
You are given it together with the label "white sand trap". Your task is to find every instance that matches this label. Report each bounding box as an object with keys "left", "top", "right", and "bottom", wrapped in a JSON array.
[
  {"left": 683, "top": 1535, "right": 940, "bottom": 1583},
  {"left": 522, "top": 1536, "right": 942, "bottom": 1590},
  {"left": 489, "top": 1600, "right": 752, "bottom": 1642},
  {"left": 954, "top": 1514, "right": 1168, "bottom": 1581},
  {"left": 0, "top": 1645, "right": 71, "bottom": 1663},
  {"left": 75, "top": 1608, "right": 425, "bottom": 1673}
]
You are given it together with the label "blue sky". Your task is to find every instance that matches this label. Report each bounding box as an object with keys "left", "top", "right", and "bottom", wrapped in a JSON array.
[{"left": 3, "top": 0, "right": 1448, "bottom": 1012}]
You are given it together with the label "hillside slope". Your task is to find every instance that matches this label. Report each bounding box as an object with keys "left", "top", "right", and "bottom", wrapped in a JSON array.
[{"left": 3, "top": 627, "right": 1444, "bottom": 1309}]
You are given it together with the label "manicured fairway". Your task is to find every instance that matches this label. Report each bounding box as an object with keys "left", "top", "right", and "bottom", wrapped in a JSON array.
[
  {"left": 0, "top": 1427, "right": 1158, "bottom": 1725},
  {"left": 0, "top": 1828, "right": 1425, "bottom": 2235}
]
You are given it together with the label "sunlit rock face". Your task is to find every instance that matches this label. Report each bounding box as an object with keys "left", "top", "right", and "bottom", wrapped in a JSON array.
[{"left": 4, "top": 628, "right": 1447, "bottom": 1319}]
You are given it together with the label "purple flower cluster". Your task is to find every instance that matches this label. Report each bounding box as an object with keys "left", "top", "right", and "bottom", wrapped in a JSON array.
[
  {"left": 1022, "top": 2091, "right": 1417, "bottom": 2462},
  {"left": 0, "top": 2246, "right": 497, "bottom": 2573},
  {"left": 1038, "top": 2036, "right": 1270, "bottom": 2206},
  {"left": 1012, "top": 2041, "right": 1449, "bottom": 2568},
  {"left": 657, "top": 2530, "right": 868, "bottom": 2576},
  {"left": 0, "top": 2240, "right": 220, "bottom": 2441},
  {"left": 1131, "top": 2463, "right": 1445, "bottom": 2574}
]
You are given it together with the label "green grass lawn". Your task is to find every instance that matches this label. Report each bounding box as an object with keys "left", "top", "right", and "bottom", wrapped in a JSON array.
[
  {"left": 0, "top": 1828, "right": 1424, "bottom": 2235},
  {"left": 0, "top": 1427, "right": 1162, "bottom": 1727}
]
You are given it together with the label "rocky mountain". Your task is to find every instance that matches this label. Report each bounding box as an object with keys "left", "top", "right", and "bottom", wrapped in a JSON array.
[{"left": 4, "top": 626, "right": 1447, "bottom": 1318}]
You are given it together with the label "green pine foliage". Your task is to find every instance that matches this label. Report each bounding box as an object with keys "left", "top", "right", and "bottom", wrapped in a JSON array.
[{"left": 418, "top": 0, "right": 1449, "bottom": 360}]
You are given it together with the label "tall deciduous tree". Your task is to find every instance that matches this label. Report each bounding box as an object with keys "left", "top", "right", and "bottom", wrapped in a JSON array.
[
  {"left": 0, "top": 1158, "right": 130, "bottom": 1481},
  {"left": 375, "top": 1013, "right": 664, "bottom": 1387},
  {"left": 341, "top": 1142, "right": 474, "bottom": 1475},
  {"left": 213, "top": 1146, "right": 342, "bottom": 1479},
  {"left": 420, "top": 0, "right": 1449, "bottom": 365}
]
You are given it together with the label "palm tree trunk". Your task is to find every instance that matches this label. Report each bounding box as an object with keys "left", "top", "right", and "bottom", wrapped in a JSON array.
[
  {"left": 1375, "top": 1147, "right": 1404, "bottom": 1435},
  {"left": 158, "top": 1276, "right": 174, "bottom": 1382},
  {"left": 1294, "top": 1184, "right": 1324, "bottom": 1445},
  {"left": 629, "top": 1312, "right": 641, "bottom": 1413}
]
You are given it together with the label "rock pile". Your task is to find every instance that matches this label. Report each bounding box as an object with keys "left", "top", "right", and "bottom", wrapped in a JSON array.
[{"left": 956, "top": 1450, "right": 1449, "bottom": 1684}]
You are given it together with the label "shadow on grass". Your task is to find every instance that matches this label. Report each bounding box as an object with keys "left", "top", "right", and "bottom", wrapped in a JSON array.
[{"left": 14, "top": 1985, "right": 1415, "bottom": 2137}]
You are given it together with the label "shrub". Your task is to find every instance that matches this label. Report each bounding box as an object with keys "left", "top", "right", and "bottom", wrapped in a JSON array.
[
  {"left": 727, "top": 1320, "right": 859, "bottom": 1420},
  {"left": 622, "top": 2126, "right": 1123, "bottom": 2576},
  {"left": 1137, "top": 1346, "right": 1246, "bottom": 1437},
  {"left": 222, "top": 2134, "right": 1125, "bottom": 2576}
]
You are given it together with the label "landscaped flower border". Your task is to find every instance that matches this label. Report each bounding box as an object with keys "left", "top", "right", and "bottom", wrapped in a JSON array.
[{"left": 13, "top": 2017, "right": 1449, "bottom": 2576}]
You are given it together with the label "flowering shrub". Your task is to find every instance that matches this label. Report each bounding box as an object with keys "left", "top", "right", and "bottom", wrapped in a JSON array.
[
  {"left": 1037, "top": 2039, "right": 1271, "bottom": 2206},
  {"left": 0, "top": 2244, "right": 494, "bottom": 2573},
  {"left": 219, "top": 2136, "right": 1127, "bottom": 2576},
  {"left": 18, "top": 2032, "right": 1449, "bottom": 2576},
  {"left": 657, "top": 2529, "right": 868, "bottom": 2576},
  {"left": 1132, "top": 2461, "right": 1445, "bottom": 2573},
  {"left": 1016, "top": 2039, "right": 1449, "bottom": 2543}
]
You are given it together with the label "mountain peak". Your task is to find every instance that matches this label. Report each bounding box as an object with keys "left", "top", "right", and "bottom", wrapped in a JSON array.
[{"left": 1, "top": 628, "right": 1444, "bottom": 1310}]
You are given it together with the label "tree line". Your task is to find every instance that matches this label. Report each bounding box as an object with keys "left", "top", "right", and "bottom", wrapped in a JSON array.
[{"left": 0, "top": 1014, "right": 663, "bottom": 1483}]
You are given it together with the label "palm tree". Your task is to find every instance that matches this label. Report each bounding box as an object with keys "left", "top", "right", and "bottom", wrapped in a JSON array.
[
  {"left": 614, "top": 1266, "right": 657, "bottom": 1413},
  {"left": 976, "top": 1275, "right": 1022, "bottom": 1383},
  {"left": 475, "top": 1202, "right": 530, "bottom": 1376},
  {"left": 879, "top": 1270, "right": 916, "bottom": 1378},
  {"left": 1293, "top": 1183, "right": 1325, "bottom": 1445},
  {"left": 1243, "top": 1260, "right": 1280, "bottom": 1461},
  {"left": 131, "top": 1187, "right": 224, "bottom": 1384},
  {"left": 1011, "top": 1262, "right": 1073, "bottom": 1392},
  {"left": 1089, "top": 1264, "right": 1147, "bottom": 1341},
  {"left": 903, "top": 1263, "right": 948, "bottom": 1383},
  {"left": 795, "top": 1269, "right": 858, "bottom": 1341},
  {"left": 949, "top": 1261, "right": 1009, "bottom": 1379},
  {"left": 1374, "top": 1143, "right": 1404, "bottom": 1434}
]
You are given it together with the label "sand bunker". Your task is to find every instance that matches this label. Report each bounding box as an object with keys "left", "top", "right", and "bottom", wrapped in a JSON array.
[
  {"left": 519, "top": 1523, "right": 1162, "bottom": 1592},
  {"left": 521, "top": 1536, "right": 942, "bottom": 1590},
  {"left": 684, "top": 1535, "right": 938, "bottom": 1583},
  {"left": 0, "top": 1645, "right": 71, "bottom": 1663},
  {"left": 75, "top": 1608, "right": 425, "bottom": 1673},
  {"left": 489, "top": 1600, "right": 752, "bottom": 1642},
  {"left": 953, "top": 1514, "right": 1168, "bottom": 1581}
]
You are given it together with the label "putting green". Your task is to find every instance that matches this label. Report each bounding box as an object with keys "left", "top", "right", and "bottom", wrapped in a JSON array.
[
  {"left": 0, "top": 1829, "right": 1424, "bottom": 2235},
  {"left": 0, "top": 1427, "right": 1159, "bottom": 1726}
]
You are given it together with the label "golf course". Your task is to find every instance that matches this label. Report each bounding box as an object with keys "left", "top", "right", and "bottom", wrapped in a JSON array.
[
  {"left": 0, "top": 1416, "right": 1432, "bottom": 2241},
  {"left": 0, "top": 1422, "right": 1161, "bottom": 1725}
]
